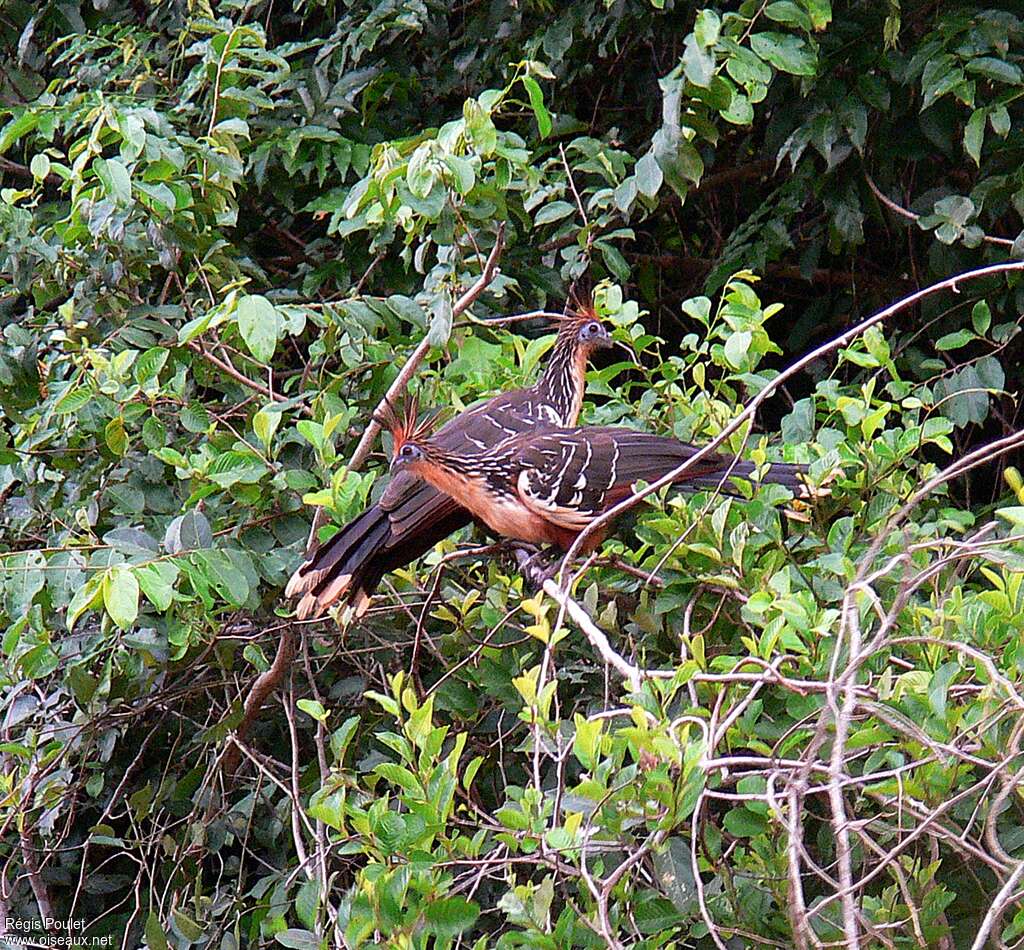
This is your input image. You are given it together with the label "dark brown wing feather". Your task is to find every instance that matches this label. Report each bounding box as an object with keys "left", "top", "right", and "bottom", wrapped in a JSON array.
[
  {"left": 513, "top": 427, "right": 811, "bottom": 541},
  {"left": 287, "top": 385, "right": 579, "bottom": 619}
]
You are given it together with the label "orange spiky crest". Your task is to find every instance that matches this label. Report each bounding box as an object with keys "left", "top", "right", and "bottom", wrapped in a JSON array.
[
  {"left": 374, "top": 395, "right": 438, "bottom": 455},
  {"left": 547, "top": 285, "right": 601, "bottom": 334}
]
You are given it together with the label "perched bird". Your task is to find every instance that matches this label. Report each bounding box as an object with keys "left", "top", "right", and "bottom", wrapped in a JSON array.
[
  {"left": 380, "top": 404, "right": 816, "bottom": 558},
  {"left": 286, "top": 308, "right": 614, "bottom": 619}
]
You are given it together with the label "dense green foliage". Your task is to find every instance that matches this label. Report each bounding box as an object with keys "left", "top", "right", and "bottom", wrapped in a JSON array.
[{"left": 2, "top": 1, "right": 1024, "bottom": 946}]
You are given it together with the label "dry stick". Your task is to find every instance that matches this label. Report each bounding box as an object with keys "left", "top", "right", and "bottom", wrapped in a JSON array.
[
  {"left": 188, "top": 340, "right": 295, "bottom": 405},
  {"left": 540, "top": 579, "right": 655, "bottom": 692},
  {"left": 224, "top": 226, "right": 506, "bottom": 782},
  {"left": 785, "top": 784, "right": 814, "bottom": 950},
  {"left": 220, "top": 623, "right": 296, "bottom": 779},
  {"left": 828, "top": 596, "right": 863, "bottom": 948},
  {"left": 19, "top": 827, "right": 54, "bottom": 923},
  {"left": 864, "top": 168, "right": 1016, "bottom": 251},
  {"left": 301, "top": 222, "right": 506, "bottom": 556},
  {"left": 971, "top": 862, "right": 1024, "bottom": 950},
  {"left": 550, "top": 260, "right": 1024, "bottom": 691}
]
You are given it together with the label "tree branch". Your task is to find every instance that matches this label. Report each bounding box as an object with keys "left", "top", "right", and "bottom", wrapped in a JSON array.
[
  {"left": 864, "top": 168, "right": 1017, "bottom": 250},
  {"left": 302, "top": 223, "right": 505, "bottom": 555},
  {"left": 226, "top": 226, "right": 505, "bottom": 783},
  {"left": 188, "top": 340, "right": 298, "bottom": 407},
  {"left": 555, "top": 260, "right": 1024, "bottom": 583}
]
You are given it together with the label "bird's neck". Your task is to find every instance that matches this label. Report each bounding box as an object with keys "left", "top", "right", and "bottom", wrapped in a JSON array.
[
  {"left": 410, "top": 450, "right": 496, "bottom": 517},
  {"left": 534, "top": 334, "right": 587, "bottom": 426}
]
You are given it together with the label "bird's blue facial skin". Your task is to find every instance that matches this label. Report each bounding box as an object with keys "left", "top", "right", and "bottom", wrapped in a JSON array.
[
  {"left": 578, "top": 320, "right": 612, "bottom": 348},
  {"left": 391, "top": 442, "right": 424, "bottom": 473}
]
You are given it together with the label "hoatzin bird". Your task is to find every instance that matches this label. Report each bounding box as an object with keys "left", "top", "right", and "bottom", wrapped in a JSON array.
[
  {"left": 286, "top": 309, "right": 614, "bottom": 619},
  {"left": 380, "top": 404, "right": 816, "bottom": 559}
]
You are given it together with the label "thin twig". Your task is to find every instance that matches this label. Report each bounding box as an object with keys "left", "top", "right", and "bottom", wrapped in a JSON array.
[
  {"left": 864, "top": 168, "right": 1016, "bottom": 250},
  {"left": 302, "top": 223, "right": 505, "bottom": 557},
  {"left": 555, "top": 260, "right": 1024, "bottom": 586}
]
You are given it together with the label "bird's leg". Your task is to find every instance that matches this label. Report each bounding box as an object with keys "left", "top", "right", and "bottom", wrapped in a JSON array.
[
  {"left": 507, "top": 542, "right": 541, "bottom": 582},
  {"left": 510, "top": 544, "right": 561, "bottom": 591}
]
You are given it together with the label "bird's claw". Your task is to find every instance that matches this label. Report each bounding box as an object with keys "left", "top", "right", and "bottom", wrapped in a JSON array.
[{"left": 509, "top": 544, "right": 557, "bottom": 591}]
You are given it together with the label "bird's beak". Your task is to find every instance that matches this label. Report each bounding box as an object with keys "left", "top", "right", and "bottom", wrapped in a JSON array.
[{"left": 596, "top": 329, "right": 615, "bottom": 350}]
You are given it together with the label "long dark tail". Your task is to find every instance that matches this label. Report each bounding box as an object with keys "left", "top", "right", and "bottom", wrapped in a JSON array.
[
  {"left": 285, "top": 504, "right": 392, "bottom": 619},
  {"left": 285, "top": 492, "right": 472, "bottom": 620},
  {"left": 683, "top": 458, "right": 815, "bottom": 497},
  {"left": 584, "top": 429, "right": 818, "bottom": 501}
]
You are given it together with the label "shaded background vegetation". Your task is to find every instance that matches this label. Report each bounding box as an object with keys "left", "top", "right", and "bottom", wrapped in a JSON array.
[{"left": 2, "top": 0, "right": 1024, "bottom": 946}]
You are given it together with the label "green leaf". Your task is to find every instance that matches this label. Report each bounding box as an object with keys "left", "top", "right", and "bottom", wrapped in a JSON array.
[
  {"left": 67, "top": 576, "right": 104, "bottom": 631},
  {"left": 749, "top": 32, "right": 817, "bottom": 76},
  {"left": 181, "top": 403, "right": 211, "bottom": 434},
  {"left": 170, "top": 910, "right": 204, "bottom": 944},
  {"left": 54, "top": 385, "right": 92, "bottom": 414},
  {"left": 253, "top": 406, "right": 282, "bottom": 448},
  {"left": 920, "top": 55, "right": 964, "bottom": 110},
  {"left": 4, "top": 551, "right": 46, "bottom": 617},
  {"left": 236, "top": 294, "right": 282, "bottom": 364},
  {"left": 927, "top": 661, "right": 959, "bottom": 720},
  {"left": 274, "top": 930, "right": 319, "bottom": 950},
  {"left": 406, "top": 144, "right": 435, "bottom": 200},
  {"left": 103, "top": 566, "right": 139, "bottom": 630},
  {"left": 426, "top": 294, "right": 453, "bottom": 348},
  {"left": 522, "top": 75, "right": 552, "bottom": 138},
  {"left": 682, "top": 35, "right": 715, "bottom": 88},
  {"left": 308, "top": 784, "right": 346, "bottom": 830},
  {"left": 295, "top": 879, "right": 320, "bottom": 931},
  {"left": 693, "top": 9, "right": 721, "bottom": 46},
  {"left": 964, "top": 57, "right": 1022, "bottom": 85},
  {"left": 144, "top": 912, "right": 169, "bottom": 950},
  {"left": 0, "top": 112, "right": 39, "bottom": 154},
  {"left": 723, "top": 330, "right": 751, "bottom": 370},
  {"left": 971, "top": 301, "right": 991, "bottom": 335},
  {"left": 990, "top": 106, "right": 1011, "bottom": 137},
  {"left": 424, "top": 897, "right": 480, "bottom": 939},
  {"left": 635, "top": 151, "right": 663, "bottom": 198},
  {"left": 191, "top": 549, "right": 252, "bottom": 606},
  {"left": 997, "top": 507, "right": 1024, "bottom": 528},
  {"left": 135, "top": 562, "right": 179, "bottom": 612},
  {"left": 723, "top": 807, "right": 768, "bottom": 837},
  {"left": 935, "top": 329, "right": 973, "bottom": 351},
  {"left": 135, "top": 347, "right": 169, "bottom": 385},
  {"left": 444, "top": 154, "right": 475, "bottom": 194},
  {"left": 30, "top": 154, "right": 50, "bottom": 181},
  {"left": 297, "top": 698, "right": 328, "bottom": 722},
  {"left": 164, "top": 510, "right": 213, "bottom": 554},
  {"left": 95, "top": 157, "right": 132, "bottom": 204},
  {"left": 801, "top": 0, "right": 832, "bottom": 30},
  {"left": 653, "top": 839, "right": 698, "bottom": 914},
  {"left": 533, "top": 200, "right": 574, "bottom": 226},
  {"left": 964, "top": 108, "right": 985, "bottom": 166},
  {"left": 105, "top": 417, "right": 129, "bottom": 457},
  {"left": 766, "top": 2, "right": 814, "bottom": 33}
]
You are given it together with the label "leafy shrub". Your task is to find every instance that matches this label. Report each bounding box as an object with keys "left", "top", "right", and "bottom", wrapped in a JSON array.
[{"left": 1, "top": 1, "right": 1024, "bottom": 947}]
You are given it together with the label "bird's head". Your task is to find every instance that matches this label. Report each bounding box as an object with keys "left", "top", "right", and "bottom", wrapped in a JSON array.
[
  {"left": 560, "top": 300, "right": 613, "bottom": 353},
  {"left": 375, "top": 396, "right": 437, "bottom": 476},
  {"left": 556, "top": 284, "right": 617, "bottom": 356},
  {"left": 574, "top": 314, "right": 613, "bottom": 351}
]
